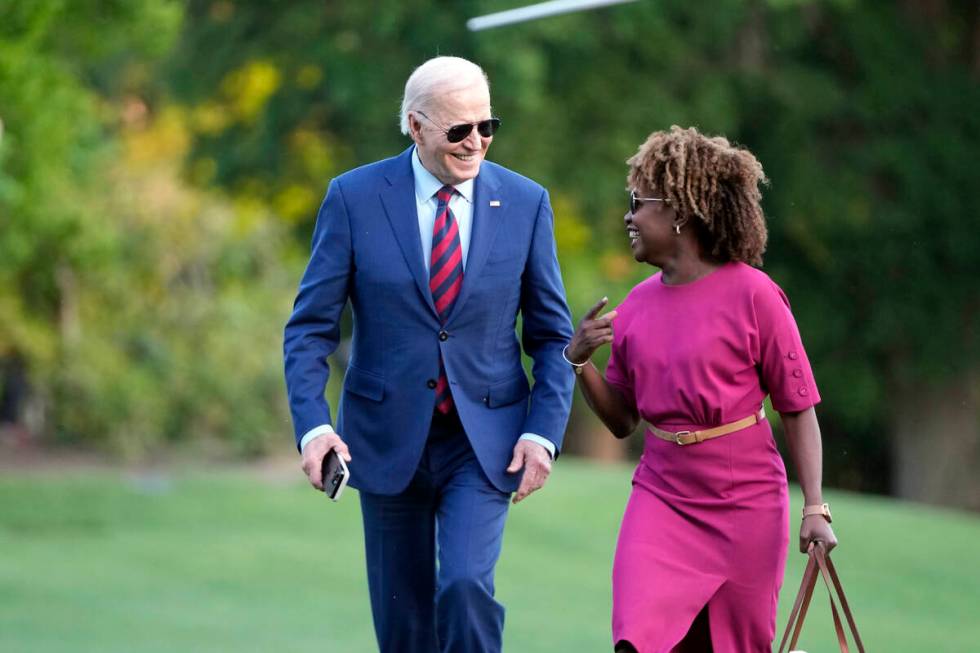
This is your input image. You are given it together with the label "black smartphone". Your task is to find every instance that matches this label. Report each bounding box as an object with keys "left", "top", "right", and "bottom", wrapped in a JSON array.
[{"left": 322, "top": 449, "right": 350, "bottom": 501}]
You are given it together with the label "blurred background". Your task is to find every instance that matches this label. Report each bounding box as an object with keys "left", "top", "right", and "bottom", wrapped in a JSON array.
[{"left": 1, "top": 1, "right": 978, "bottom": 651}]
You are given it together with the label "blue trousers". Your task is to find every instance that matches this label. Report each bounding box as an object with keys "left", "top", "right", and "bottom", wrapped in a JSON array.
[{"left": 359, "top": 410, "right": 511, "bottom": 653}]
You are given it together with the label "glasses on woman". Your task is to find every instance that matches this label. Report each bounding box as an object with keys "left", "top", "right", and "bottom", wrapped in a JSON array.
[
  {"left": 629, "top": 190, "right": 669, "bottom": 214},
  {"left": 416, "top": 110, "right": 501, "bottom": 143}
]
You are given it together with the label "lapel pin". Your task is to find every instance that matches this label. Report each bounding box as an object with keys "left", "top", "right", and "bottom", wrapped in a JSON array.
[{"left": 489, "top": 200, "right": 501, "bottom": 207}]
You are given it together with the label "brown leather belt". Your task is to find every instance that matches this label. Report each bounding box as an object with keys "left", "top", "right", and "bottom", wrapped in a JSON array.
[{"left": 649, "top": 407, "right": 766, "bottom": 446}]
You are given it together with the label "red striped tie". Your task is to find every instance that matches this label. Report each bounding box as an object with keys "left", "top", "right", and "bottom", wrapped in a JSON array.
[{"left": 430, "top": 185, "right": 463, "bottom": 414}]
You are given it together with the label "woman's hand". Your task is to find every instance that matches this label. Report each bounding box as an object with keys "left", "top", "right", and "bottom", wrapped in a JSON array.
[
  {"left": 799, "top": 516, "right": 837, "bottom": 553},
  {"left": 567, "top": 295, "right": 638, "bottom": 437},
  {"left": 568, "top": 296, "right": 617, "bottom": 364}
]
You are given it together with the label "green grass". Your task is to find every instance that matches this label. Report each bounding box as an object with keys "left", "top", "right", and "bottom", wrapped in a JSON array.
[{"left": 1, "top": 458, "right": 978, "bottom": 652}]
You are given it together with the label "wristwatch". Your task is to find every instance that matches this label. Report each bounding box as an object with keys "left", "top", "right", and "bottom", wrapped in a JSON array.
[{"left": 802, "top": 503, "right": 832, "bottom": 523}]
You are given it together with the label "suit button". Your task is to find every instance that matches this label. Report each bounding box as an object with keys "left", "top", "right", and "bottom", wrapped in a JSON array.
[
  {"left": 439, "top": 330, "right": 449, "bottom": 341},
  {"left": 793, "top": 369, "right": 803, "bottom": 378},
  {"left": 483, "top": 396, "right": 489, "bottom": 404},
  {"left": 427, "top": 379, "right": 437, "bottom": 389},
  {"left": 798, "top": 387, "right": 808, "bottom": 396},
  {"left": 788, "top": 351, "right": 799, "bottom": 360}
]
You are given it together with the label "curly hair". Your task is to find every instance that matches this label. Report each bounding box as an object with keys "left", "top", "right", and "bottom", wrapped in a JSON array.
[{"left": 627, "top": 125, "right": 769, "bottom": 266}]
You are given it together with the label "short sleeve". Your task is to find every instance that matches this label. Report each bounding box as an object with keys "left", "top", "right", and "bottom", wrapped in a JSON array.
[
  {"left": 604, "top": 304, "right": 637, "bottom": 409},
  {"left": 752, "top": 280, "right": 821, "bottom": 413}
]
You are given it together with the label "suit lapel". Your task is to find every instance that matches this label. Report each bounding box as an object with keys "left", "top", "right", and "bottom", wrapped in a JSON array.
[
  {"left": 447, "top": 165, "right": 503, "bottom": 323},
  {"left": 380, "top": 148, "right": 437, "bottom": 316}
]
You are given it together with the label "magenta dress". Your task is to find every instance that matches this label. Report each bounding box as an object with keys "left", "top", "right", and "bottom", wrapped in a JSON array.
[{"left": 605, "top": 262, "right": 820, "bottom": 653}]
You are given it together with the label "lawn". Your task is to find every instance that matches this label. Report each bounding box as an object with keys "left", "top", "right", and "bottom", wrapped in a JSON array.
[{"left": 1, "top": 457, "right": 978, "bottom": 652}]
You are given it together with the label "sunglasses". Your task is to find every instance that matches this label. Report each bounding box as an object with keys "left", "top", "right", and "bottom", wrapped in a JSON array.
[
  {"left": 416, "top": 110, "right": 501, "bottom": 143},
  {"left": 629, "top": 190, "right": 669, "bottom": 214}
]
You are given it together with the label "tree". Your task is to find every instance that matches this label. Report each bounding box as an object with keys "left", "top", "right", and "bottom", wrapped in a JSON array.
[
  {"left": 1, "top": 0, "right": 183, "bottom": 436},
  {"left": 1, "top": 1, "right": 295, "bottom": 456}
]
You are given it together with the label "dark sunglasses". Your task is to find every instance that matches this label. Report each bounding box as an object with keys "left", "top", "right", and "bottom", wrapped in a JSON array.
[
  {"left": 416, "top": 110, "right": 501, "bottom": 143},
  {"left": 629, "top": 190, "right": 668, "bottom": 214}
]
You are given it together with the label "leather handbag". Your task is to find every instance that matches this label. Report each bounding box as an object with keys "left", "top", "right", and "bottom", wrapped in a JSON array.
[{"left": 777, "top": 542, "right": 866, "bottom": 653}]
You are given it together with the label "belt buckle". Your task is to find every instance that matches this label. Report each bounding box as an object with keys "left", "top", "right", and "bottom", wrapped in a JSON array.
[{"left": 673, "top": 430, "right": 691, "bottom": 445}]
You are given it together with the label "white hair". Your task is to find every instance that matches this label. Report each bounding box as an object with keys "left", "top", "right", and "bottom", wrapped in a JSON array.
[{"left": 399, "top": 56, "right": 490, "bottom": 135}]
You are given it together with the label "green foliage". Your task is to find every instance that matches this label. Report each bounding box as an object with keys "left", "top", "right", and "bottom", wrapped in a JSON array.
[
  {"left": 1, "top": 1, "right": 292, "bottom": 456},
  {"left": 1, "top": 461, "right": 979, "bottom": 651},
  {"left": 45, "top": 150, "right": 297, "bottom": 455}
]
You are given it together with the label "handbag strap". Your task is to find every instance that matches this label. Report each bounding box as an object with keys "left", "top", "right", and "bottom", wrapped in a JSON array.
[
  {"left": 777, "top": 553, "right": 818, "bottom": 653},
  {"left": 814, "top": 544, "right": 866, "bottom": 653},
  {"left": 778, "top": 543, "right": 865, "bottom": 653}
]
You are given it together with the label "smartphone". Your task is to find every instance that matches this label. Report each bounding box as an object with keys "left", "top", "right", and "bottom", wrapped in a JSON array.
[{"left": 322, "top": 449, "right": 350, "bottom": 501}]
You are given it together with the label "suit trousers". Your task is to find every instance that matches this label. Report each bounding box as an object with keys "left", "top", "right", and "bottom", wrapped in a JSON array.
[{"left": 359, "top": 409, "right": 511, "bottom": 653}]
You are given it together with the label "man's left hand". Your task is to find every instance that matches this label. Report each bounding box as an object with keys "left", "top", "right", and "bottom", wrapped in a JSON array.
[{"left": 506, "top": 439, "right": 552, "bottom": 504}]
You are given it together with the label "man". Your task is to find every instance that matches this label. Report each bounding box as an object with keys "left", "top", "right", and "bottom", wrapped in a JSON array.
[{"left": 283, "top": 56, "right": 574, "bottom": 653}]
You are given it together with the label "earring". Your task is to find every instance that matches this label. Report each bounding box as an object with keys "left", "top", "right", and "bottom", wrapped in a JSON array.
[{"left": 674, "top": 224, "right": 681, "bottom": 235}]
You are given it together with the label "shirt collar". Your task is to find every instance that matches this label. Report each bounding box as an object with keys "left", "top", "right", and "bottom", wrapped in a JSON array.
[{"left": 412, "top": 147, "right": 474, "bottom": 204}]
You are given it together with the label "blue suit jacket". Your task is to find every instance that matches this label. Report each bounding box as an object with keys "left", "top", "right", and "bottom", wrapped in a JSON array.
[{"left": 284, "top": 147, "right": 574, "bottom": 494}]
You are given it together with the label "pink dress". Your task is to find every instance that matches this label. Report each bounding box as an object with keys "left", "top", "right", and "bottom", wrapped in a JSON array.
[{"left": 605, "top": 262, "right": 820, "bottom": 652}]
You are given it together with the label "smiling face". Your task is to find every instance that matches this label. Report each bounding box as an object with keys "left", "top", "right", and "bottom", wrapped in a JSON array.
[
  {"left": 408, "top": 81, "right": 492, "bottom": 185},
  {"left": 624, "top": 185, "right": 678, "bottom": 265}
]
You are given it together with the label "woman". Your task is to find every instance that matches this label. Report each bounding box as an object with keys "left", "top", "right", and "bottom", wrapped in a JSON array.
[{"left": 566, "top": 126, "right": 837, "bottom": 652}]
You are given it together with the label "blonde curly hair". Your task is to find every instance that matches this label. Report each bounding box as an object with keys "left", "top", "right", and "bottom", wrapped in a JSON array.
[{"left": 627, "top": 126, "right": 769, "bottom": 266}]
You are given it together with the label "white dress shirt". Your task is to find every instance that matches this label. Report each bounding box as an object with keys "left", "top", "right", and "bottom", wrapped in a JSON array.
[{"left": 300, "top": 148, "right": 555, "bottom": 459}]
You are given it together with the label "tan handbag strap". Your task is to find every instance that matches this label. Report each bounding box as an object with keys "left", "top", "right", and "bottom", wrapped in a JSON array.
[
  {"left": 826, "top": 582, "right": 849, "bottom": 653},
  {"left": 815, "top": 544, "right": 866, "bottom": 653},
  {"left": 778, "top": 543, "right": 865, "bottom": 653},
  {"left": 777, "top": 554, "right": 818, "bottom": 653}
]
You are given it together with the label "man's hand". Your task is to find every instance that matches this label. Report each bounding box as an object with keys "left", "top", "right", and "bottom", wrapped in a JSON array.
[
  {"left": 506, "top": 439, "right": 552, "bottom": 504},
  {"left": 301, "top": 432, "right": 352, "bottom": 491}
]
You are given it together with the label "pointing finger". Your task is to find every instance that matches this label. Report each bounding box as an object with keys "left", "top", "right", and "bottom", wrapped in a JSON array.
[{"left": 584, "top": 296, "right": 609, "bottom": 320}]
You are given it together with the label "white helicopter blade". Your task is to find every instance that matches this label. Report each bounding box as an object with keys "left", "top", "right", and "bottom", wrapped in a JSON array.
[{"left": 467, "top": 0, "right": 638, "bottom": 32}]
